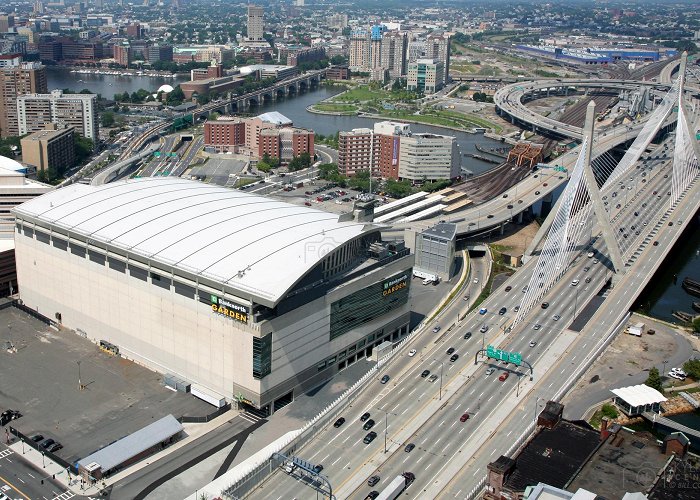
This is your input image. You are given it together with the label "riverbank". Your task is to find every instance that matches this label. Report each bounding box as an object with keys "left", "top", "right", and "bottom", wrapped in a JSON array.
[{"left": 67, "top": 67, "right": 180, "bottom": 78}]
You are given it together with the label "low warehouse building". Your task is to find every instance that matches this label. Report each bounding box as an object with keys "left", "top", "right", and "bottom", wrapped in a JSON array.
[{"left": 13, "top": 178, "right": 413, "bottom": 415}]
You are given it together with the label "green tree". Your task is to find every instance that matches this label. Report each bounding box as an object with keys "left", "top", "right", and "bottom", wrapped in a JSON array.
[
  {"left": 318, "top": 163, "right": 338, "bottom": 179},
  {"left": 347, "top": 169, "right": 371, "bottom": 192},
  {"left": 385, "top": 178, "right": 413, "bottom": 198},
  {"left": 693, "top": 317, "right": 700, "bottom": 333},
  {"left": 683, "top": 359, "right": 700, "bottom": 379},
  {"left": 166, "top": 86, "right": 185, "bottom": 106},
  {"left": 256, "top": 160, "right": 272, "bottom": 173},
  {"left": 645, "top": 367, "right": 664, "bottom": 393},
  {"left": 101, "top": 111, "right": 115, "bottom": 128}
]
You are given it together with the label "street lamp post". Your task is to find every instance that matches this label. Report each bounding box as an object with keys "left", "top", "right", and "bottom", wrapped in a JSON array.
[
  {"left": 662, "top": 359, "right": 668, "bottom": 376},
  {"left": 534, "top": 396, "right": 544, "bottom": 423},
  {"left": 77, "top": 360, "right": 82, "bottom": 391},
  {"left": 437, "top": 361, "right": 445, "bottom": 401}
]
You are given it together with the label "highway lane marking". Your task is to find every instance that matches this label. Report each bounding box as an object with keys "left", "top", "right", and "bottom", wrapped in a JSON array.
[
  {"left": 417, "top": 456, "right": 423, "bottom": 463},
  {"left": 0, "top": 473, "right": 30, "bottom": 499},
  {"left": 331, "top": 456, "right": 342, "bottom": 467},
  {"left": 459, "top": 428, "right": 465, "bottom": 434},
  {"left": 26, "top": 473, "right": 34, "bottom": 479},
  {"left": 506, "top": 430, "right": 513, "bottom": 437}
]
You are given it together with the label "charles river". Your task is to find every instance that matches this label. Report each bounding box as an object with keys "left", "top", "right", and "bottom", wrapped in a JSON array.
[{"left": 47, "top": 67, "right": 700, "bottom": 323}]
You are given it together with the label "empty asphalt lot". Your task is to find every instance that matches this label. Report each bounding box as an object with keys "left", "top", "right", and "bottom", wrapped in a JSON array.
[{"left": 0, "top": 306, "right": 212, "bottom": 467}]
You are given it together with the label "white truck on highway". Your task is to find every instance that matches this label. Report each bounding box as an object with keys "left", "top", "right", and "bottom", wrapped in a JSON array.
[{"left": 375, "top": 472, "right": 415, "bottom": 500}]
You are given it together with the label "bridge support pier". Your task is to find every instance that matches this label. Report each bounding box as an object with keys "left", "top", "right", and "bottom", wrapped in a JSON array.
[
  {"left": 500, "top": 222, "right": 505, "bottom": 235},
  {"left": 517, "top": 211, "right": 524, "bottom": 224}
]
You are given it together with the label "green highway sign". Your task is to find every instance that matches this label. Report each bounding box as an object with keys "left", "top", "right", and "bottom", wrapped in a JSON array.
[{"left": 486, "top": 345, "right": 522, "bottom": 366}]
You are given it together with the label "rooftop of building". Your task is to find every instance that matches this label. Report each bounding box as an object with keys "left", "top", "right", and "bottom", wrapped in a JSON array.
[
  {"left": 240, "top": 64, "right": 295, "bottom": 74},
  {"left": 504, "top": 420, "right": 601, "bottom": 492},
  {"left": 648, "top": 455, "right": 700, "bottom": 500},
  {"left": 22, "top": 125, "right": 73, "bottom": 141},
  {"left": 13, "top": 178, "right": 376, "bottom": 306},
  {"left": 568, "top": 426, "right": 668, "bottom": 498},
  {"left": 422, "top": 222, "right": 456, "bottom": 240},
  {"left": 257, "top": 111, "right": 292, "bottom": 125},
  {"left": 611, "top": 384, "right": 668, "bottom": 407}
]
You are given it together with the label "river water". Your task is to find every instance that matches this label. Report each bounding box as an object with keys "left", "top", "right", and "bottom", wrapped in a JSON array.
[{"left": 46, "top": 66, "right": 189, "bottom": 99}]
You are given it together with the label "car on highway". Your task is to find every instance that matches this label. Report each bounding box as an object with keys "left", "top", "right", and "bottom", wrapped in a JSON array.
[
  {"left": 499, "top": 372, "right": 509, "bottom": 382},
  {"left": 360, "top": 412, "right": 371, "bottom": 422},
  {"left": 446, "top": 347, "right": 455, "bottom": 355},
  {"left": 522, "top": 286, "right": 528, "bottom": 293},
  {"left": 363, "top": 419, "right": 376, "bottom": 430},
  {"left": 587, "top": 252, "right": 595, "bottom": 258},
  {"left": 513, "top": 305, "right": 520, "bottom": 312},
  {"left": 313, "top": 464, "right": 324, "bottom": 474},
  {"left": 593, "top": 259, "right": 599, "bottom": 264},
  {"left": 480, "top": 325, "right": 489, "bottom": 333},
  {"left": 460, "top": 413, "right": 470, "bottom": 422},
  {"left": 368, "top": 476, "right": 380, "bottom": 487},
  {"left": 363, "top": 431, "right": 377, "bottom": 444},
  {"left": 450, "top": 354, "right": 459, "bottom": 362},
  {"left": 464, "top": 332, "right": 472, "bottom": 339},
  {"left": 334, "top": 417, "right": 346, "bottom": 428},
  {"left": 499, "top": 307, "right": 507, "bottom": 315},
  {"left": 408, "top": 349, "right": 417, "bottom": 357},
  {"left": 421, "top": 370, "right": 430, "bottom": 378},
  {"left": 464, "top": 295, "right": 470, "bottom": 301},
  {"left": 535, "top": 191, "right": 541, "bottom": 195},
  {"left": 585, "top": 277, "right": 592, "bottom": 283},
  {"left": 380, "top": 375, "right": 390, "bottom": 384},
  {"left": 365, "top": 491, "right": 379, "bottom": 499},
  {"left": 487, "top": 214, "right": 494, "bottom": 219},
  {"left": 507, "top": 204, "right": 513, "bottom": 209},
  {"left": 533, "top": 324, "right": 541, "bottom": 330},
  {"left": 653, "top": 241, "right": 659, "bottom": 246},
  {"left": 553, "top": 315, "right": 561, "bottom": 321},
  {"left": 502, "top": 193, "right": 508, "bottom": 198},
  {"left": 405, "top": 443, "right": 415, "bottom": 452},
  {"left": 433, "top": 325, "right": 441, "bottom": 333},
  {"left": 428, "top": 374, "right": 439, "bottom": 383},
  {"left": 473, "top": 278, "right": 479, "bottom": 284},
  {"left": 485, "top": 368, "right": 495, "bottom": 376},
  {"left": 529, "top": 341, "right": 537, "bottom": 347},
  {"left": 571, "top": 279, "right": 579, "bottom": 286},
  {"left": 479, "top": 308, "right": 488, "bottom": 315},
  {"left": 505, "top": 286, "right": 512, "bottom": 292},
  {"left": 584, "top": 266, "right": 590, "bottom": 272},
  {"left": 541, "top": 302, "right": 549, "bottom": 309}
]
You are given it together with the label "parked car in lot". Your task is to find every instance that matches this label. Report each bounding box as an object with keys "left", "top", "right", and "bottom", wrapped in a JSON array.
[
  {"left": 39, "top": 438, "right": 55, "bottom": 450},
  {"left": 30, "top": 434, "right": 44, "bottom": 443}
]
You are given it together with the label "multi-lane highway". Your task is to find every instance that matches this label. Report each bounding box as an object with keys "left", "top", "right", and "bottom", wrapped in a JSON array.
[
  {"left": 0, "top": 444, "right": 72, "bottom": 500},
  {"left": 249, "top": 122, "right": 697, "bottom": 499}
]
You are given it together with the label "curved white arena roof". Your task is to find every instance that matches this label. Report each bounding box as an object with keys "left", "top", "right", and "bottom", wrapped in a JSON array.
[
  {"left": 14, "top": 178, "right": 374, "bottom": 304},
  {"left": 158, "top": 84, "right": 174, "bottom": 94}
]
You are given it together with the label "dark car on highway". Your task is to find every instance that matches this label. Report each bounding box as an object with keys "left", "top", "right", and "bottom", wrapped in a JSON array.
[
  {"left": 368, "top": 475, "right": 380, "bottom": 487},
  {"left": 363, "top": 419, "right": 376, "bottom": 431},
  {"left": 421, "top": 370, "right": 430, "bottom": 378},
  {"left": 363, "top": 431, "right": 377, "bottom": 444},
  {"left": 334, "top": 417, "right": 345, "bottom": 428},
  {"left": 360, "top": 412, "right": 371, "bottom": 422}
]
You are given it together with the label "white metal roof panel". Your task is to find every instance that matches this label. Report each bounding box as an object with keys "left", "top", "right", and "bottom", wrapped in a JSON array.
[
  {"left": 14, "top": 178, "right": 373, "bottom": 303},
  {"left": 610, "top": 384, "right": 667, "bottom": 407},
  {"left": 373, "top": 191, "right": 428, "bottom": 216}
]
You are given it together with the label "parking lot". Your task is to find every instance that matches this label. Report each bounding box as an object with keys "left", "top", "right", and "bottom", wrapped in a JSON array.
[
  {"left": 189, "top": 156, "right": 248, "bottom": 186},
  {"left": 271, "top": 182, "right": 395, "bottom": 215},
  {"left": 0, "top": 307, "right": 212, "bottom": 466}
]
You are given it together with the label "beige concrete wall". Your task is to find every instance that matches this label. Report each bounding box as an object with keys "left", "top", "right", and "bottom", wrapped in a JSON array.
[{"left": 15, "top": 229, "right": 413, "bottom": 409}]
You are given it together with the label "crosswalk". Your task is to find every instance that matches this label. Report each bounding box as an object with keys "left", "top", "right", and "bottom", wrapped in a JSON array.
[
  {"left": 0, "top": 448, "right": 13, "bottom": 459},
  {"left": 53, "top": 490, "right": 75, "bottom": 500},
  {"left": 239, "top": 412, "right": 264, "bottom": 424}
]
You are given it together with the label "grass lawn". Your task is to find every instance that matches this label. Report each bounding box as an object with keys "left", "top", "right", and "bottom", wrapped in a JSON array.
[
  {"left": 313, "top": 103, "right": 358, "bottom": 113},
  {"left": 371, "top": 108, "right": 503, "bottom": 134},
  {"left": 333, "top": 86, "right": 389, "bottom": 102}
]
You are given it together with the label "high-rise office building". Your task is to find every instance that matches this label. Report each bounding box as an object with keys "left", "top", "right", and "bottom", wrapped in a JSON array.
[
  {"left": 349, "top": 28, "right": 370, "bottom": 72},
  {"left": 426, "top": 32, "right": 451, "bottom": 85},
  {"left": 338, "top": 121, "right": 459, "bottom": 181},
  {"left": 407, "top": 59, "right": 444, "bottom": 94},
  {"left": 17, "top": 89, "right": 98, "bottom": 141},
  {"left": 370, "top": 25, "right": 385, "bottom": 70},
  {"left": 0, "top": 61, "right": 47, "bottom": 138},
  {"left": 247, "top": 5, "right": 264, "bottom": 42},
  {"left": 0, "top": 15, "right": 14, "bottom": 33},
  {"left": 20, "top": 123, "right": 75, "bottom": 174},
  {"left": 380, "top": 31, "right": 408, "bottom": 77}
]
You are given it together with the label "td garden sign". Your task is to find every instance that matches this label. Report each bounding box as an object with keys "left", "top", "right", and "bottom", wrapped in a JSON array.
[
  {"left": 211, "top": 294, "right": 249, "bottom": 323},
  {"left": 383, "top": 274, "right": 408, "bottom": 297}
]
